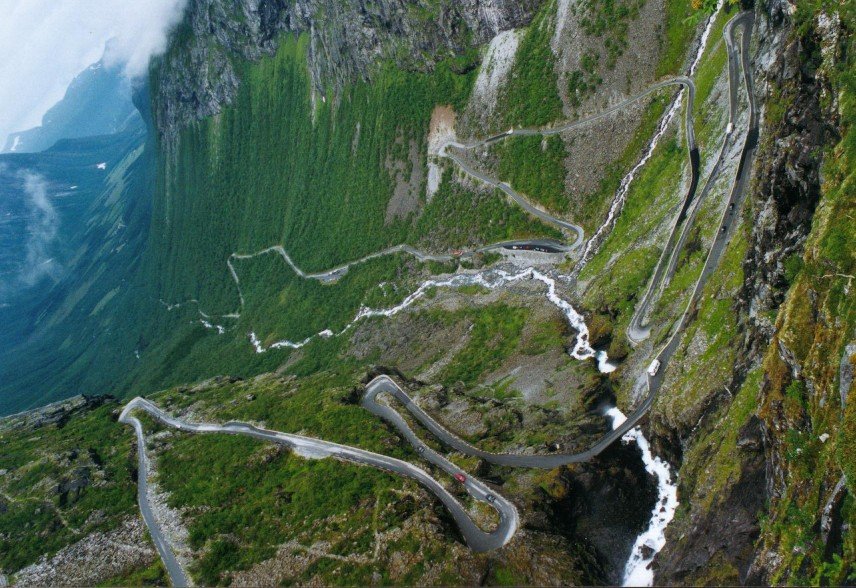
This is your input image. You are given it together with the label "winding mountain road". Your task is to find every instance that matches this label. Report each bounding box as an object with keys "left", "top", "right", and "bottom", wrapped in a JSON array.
[
  {"left": 365, "top": 10, "right": 758, "bottom": 473},
  {"left": 622, "top": 9, "right": 758, "bottom": 439},
  {"left": 120, "top": 397, "right": 519, "bottom": 587},
  {"left": 127, "top": 10, "right": 758, "bottom": 586},
  {"left": 435, "top": 74, "right": 697, "bottom": 253},
  {"left": 628, "top": 11, "right": 755, "bottom": 344}
]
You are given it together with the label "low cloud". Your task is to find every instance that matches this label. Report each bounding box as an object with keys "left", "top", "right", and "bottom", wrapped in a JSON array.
[
  {"left": 0, "top": 0, "right": 189, "bottom": 145},
  {"left": 20, "top": 172, "right": 62, "bottom": 288}
]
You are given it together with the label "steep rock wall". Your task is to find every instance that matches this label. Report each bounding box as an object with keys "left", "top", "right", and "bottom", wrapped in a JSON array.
[
  {"left": 653, "top": 0, "right": 854, "bottom": 584},
  {"left": 151, "top": 0, "right": 542, "bottom": 144}
]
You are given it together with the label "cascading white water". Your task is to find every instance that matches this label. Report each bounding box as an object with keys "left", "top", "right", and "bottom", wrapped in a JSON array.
[
  {"left": 249, "top": 267, "right": 615, "bottom": 374},
  {"left": 575, "top": 0, "right": 725, "bottom": 275},
  {"left": 606, "top": 407, "right": 679, "bottom": 587}
]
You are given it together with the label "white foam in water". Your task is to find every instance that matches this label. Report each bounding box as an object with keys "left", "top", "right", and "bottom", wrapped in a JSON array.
[
  {"left": 575, "top": 0, "right": 724, "bottom": 275},
  {"left": 605, "top": 407, "right": 679, "bottom": 587},
  {"left": 248, "top": 267, "right": 615, "bottom": 374},
  {"left": 249, "top": 331, "right": 264, "bottom": 353},
  {"left": 200, "top": 319, "right": 225, "bottom": 335},
  {"left": 596, "top": 350, "right": 617, "bottom": 373}
]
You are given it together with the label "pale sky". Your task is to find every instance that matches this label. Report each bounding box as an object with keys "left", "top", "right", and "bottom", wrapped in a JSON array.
[{"left": 0, "top": 0, "right": 189, "bottom": 146}]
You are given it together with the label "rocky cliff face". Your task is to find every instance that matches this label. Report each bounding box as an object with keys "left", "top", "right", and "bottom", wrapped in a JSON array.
[
  {"left": 739, "top": 0, "right": 835, "bottom": 357},
  {"left": 654, "top": 0, "right": 854, "bottom": 584},
  {"left": 151, "top": 0, "right": 542, "bottom": 144}
]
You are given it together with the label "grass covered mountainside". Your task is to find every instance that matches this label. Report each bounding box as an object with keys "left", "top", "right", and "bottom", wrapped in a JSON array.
[
  {"left": 0, "top": 0, "right": 853, "bottom": 585},
  {"left": 0, "top": 0, "right": 697, "bottom": 414},
  {"left": 148, "top": 32, "right": 553, "bottom": 314}
]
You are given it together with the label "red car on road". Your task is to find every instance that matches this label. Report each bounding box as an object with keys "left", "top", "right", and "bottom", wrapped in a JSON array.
[{"left": 454, "top": 473, "right": 467, "bottom": 483}]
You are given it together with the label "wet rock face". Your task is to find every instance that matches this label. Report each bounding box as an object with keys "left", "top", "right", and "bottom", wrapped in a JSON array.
[
  {"left": 0, "top": 395, "right": 112, "bottom": 431},
  {"left": 839, "top": 343, "right": 855, "bottom": 408},
  {"left": 738, "top": 4, "right": 836, "bottom": 352},
  {"left": 57, "top": 467, "right": 92, "bottom": 507},
  {"left": 658, "top": 416, "right": 768, "bottom": 584},
  {"left": 546, "top": 441, "right": 659, "bottom": 585},
  {"left": 151, "top": 0, "right": 543, "bottom": 144}
]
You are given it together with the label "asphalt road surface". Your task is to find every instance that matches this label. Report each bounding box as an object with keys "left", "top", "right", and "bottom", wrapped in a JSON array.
[
  {"left": 627, "top": 11, "right": 756, "bottom": 344},
  {"left": 119, "top": 408, "right": 191, "bottom": 588},
  {"left": 126, "top": 11, "right": 758, "bottom": 584},
  {"left": 120, "top": 397, "right": 520, "bottom": 586}
]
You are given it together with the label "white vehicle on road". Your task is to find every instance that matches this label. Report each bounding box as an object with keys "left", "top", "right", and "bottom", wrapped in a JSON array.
[
  {"left": 726, "top": 122, "right": 734, "bottom": 134},
  {"left": 647, "top": 359, "right": 661, "bottom": 377}
]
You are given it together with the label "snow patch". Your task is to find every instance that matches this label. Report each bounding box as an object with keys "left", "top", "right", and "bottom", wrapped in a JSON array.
[{"left": 606, "top": 407, "right": 679, "bottom": 587}]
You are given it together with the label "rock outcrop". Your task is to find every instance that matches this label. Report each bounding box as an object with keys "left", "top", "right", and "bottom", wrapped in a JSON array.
[
  {"left": 151, "top": 0, "right": 543, "bottom": 144},
  {"left": 654, "top": 0, "right": 853, "bottom": 583}
]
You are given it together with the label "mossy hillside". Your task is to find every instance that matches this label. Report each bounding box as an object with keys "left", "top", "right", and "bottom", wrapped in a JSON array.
[
  {"left": 0, "top": 401, "right": 141, "bottom": 575},
  {"left": 136, "top": 297, "right": 602, "bottom": 585},
  {"left": 578, "top": 3, "right": 737, "bottom": 361},
  {"left": 147, "top": 32, "right": 482, "bottom": 316},
  {"left": 154, "top": 370, "right": 411, "bottom": 453},
  {"left": 691, "top": 7, "right": 731, "bottom": 157},
  {"left": 483, "top": 0, "right": 699, "bottom": 234},
  {"left": 497, "top": 134, "right": 570, "bottom": 214},
  {"left": 496, "top": 0, "right": 565, "bottom": 128},
  {"left": 436, "top": 304, "right": 529, "bottom": 387},
  {"left": 156, "top": 432, "right": 401, "bottom": 585},
  {"left": 664, "top": 219, "right": 746, "bottom": 409},
  {"left": 233, "top": 252, "right": 415, "bottom": 347},
  {"left": 124, "top": 0, "right": 704, "bottom": 406},
  {"left": 150, "top": 372, "right": 425, "bottom": 588},
  {"left": 754, "top": 16, "right": 856, "bottom": 579},
  {"left": 678, "top": 368, "right": 762, "bottom": 514},
  {"left": 122, "top": 26, "right": 568, "bottom": 401},
  {"left": 658, "top": 0, "right": 701, "bottom": 77},
  {"left": 575, "top": 0, "right": 647, "bottom": 69},
  {"left": 658, "top": 2, "right": 855, "bottom": 581},
  {"left": 466, "top": 0, "right": 573, "bottom": 222},
  {"left": 578, "top": 133, "right": 686, "bottom": 336},
  {"left": 413, "top": 166, "right": 563, "bottom": 248}
]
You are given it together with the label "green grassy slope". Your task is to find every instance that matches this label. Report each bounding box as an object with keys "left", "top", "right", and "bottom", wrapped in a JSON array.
[
  {"left": 147, "top": 33, "right": 551, "bottom": 315},
  {"left": 0, "top": 400, "right": 141, "bottom": 574}
]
